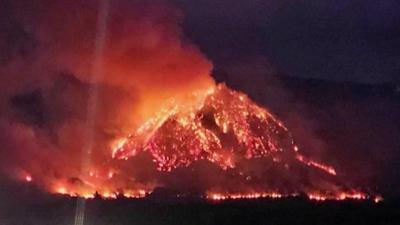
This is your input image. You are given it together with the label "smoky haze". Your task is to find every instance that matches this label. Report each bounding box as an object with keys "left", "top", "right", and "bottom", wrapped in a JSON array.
[{"left": 0, "top": 0, "right": 214, "bottom": 192}]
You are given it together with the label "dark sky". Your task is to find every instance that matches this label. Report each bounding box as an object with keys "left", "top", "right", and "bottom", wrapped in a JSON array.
[{"left": 175, "top": 0, "right": 400, "bottom": 84}]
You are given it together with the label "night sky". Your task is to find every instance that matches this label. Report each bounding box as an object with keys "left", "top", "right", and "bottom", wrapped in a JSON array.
[{"left": 175, "top": 0, "right": 400, "bottom": 84}]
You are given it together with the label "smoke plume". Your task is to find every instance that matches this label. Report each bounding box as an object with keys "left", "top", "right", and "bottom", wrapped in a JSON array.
[{"left": 0, "top": 0, "right": 213, "bottom": 193}]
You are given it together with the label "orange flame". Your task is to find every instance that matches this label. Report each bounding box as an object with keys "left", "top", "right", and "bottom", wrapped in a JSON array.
[{"left": 18, "top": 84, "right": 379, "bottom": 202}]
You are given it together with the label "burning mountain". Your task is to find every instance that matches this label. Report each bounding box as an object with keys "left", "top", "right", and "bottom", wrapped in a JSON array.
[
  {"left": 8, "top": 82, "right": 379, "bottom": 201},
  {"left": 108, "top": 83, "right": 376, "bottom": 201},
  {"left": 112, "top": 84, "right": 335, "bottom": 175}
]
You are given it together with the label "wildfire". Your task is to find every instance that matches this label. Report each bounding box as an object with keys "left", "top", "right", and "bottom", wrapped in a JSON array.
[
  {"left": 208, "top": 192, "right": 284, "bottom": 201},
  {"left": 50, "top": 186, "right": 381, "bottom": 203},
  {"left": 18, "top": 84, "right": 380, "bottom": 202},
  {"left": 295, "top": 154, "right": 337, "bottom": 175},
  {"left": 51, "top": 184, "right": 151, "bottom": 200},
  {"left": 307, "top": 192, "right": 367, "bottom": 201},
  {"left": 112, "top": 84, "right": 336, "bottom": 175},
  {"left": 207, "top": 191, "right": 380, "bottom": 202}
]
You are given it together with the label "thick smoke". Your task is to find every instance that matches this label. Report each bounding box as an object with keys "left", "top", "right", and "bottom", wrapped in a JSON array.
[
  {"left": 0, "top": 0, "right": 214, "bottom": 193},
  {"left": 2, "top": 0, "right": 213, "bottom": 123}
]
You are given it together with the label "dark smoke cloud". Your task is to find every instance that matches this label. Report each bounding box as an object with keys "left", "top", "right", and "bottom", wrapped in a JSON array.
[{"left": 0, "top": 0, "right": 213, "bottom": 191}]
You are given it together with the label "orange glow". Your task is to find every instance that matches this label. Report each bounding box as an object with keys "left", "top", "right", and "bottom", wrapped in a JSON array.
[
  {"left": 208, "top": 192, "right": 284, "bottom": 201},
  {"left": 374, "top": 196, "right": 383, "bottom": 203},
  {"left": 122, "top": 189, "right": 148, "bottom": 198},
  {"left": 207, "top": 191, "right": 380, "bottom": 203},
  {"left": 50, "top": 185, "right": 380, "bottom": 203},
  {"left": 295, "top": 154, "right": 337, "bottom": 175},
  {"left": 307, "top": 191, "right": 368, "bottom": 201},
  {"left": 57, "top": 187, "right": 67, "bottom": 195},
  {"left": 100, "top": 191, "right": 117, "bottom": 199}
]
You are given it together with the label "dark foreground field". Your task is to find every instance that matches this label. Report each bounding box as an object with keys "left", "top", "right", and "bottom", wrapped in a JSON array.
[{"left": 1, "top": 184, "right": 399, "bottom": 225}]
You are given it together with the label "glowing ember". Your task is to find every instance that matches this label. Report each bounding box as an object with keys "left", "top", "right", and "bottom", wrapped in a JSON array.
[{"left": 295, "top": 154, "right": 337, "bottom": 175}]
